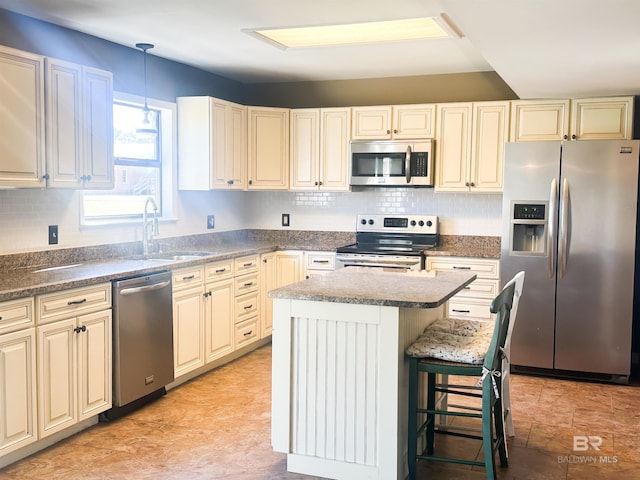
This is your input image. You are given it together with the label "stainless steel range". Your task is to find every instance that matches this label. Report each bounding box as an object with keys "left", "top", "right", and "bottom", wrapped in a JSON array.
[{"left": 336, "top": 214, "right": 438, "bottom": 270}]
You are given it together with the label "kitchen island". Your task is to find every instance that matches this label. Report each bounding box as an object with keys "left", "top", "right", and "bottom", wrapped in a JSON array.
[{"left": 269, "top": 268, "right": 476, "bottom": 480}]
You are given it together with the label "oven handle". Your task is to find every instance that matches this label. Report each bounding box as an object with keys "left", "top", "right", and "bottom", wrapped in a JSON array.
[
  {"left": 336, "top": 257, "right": 421, "bottom": 269},
  {"left": 405, "top": 145, "right": 412, "bottom": 183}
]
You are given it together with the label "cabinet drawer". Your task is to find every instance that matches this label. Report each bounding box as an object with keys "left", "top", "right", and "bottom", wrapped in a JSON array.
[
  {"left": 235, "top": 273, "right": 259, "bottom": 296},
  {"left": 234, "top": 255, "right": 259, "bottom": 275},
  {"left": 234, "top": 316, "right": 259, "bottom": 348},
  {"left": 448, "top": 298, "right": 493, "bottom": 322},
  {"left": 455, "top": 279, "right": 500, "bottom": 300},
  {"left": 305, "top": 251, "right": 335, "bottom": 270},
  {"left": 235, "top": 292, "right": 260, "bottom": 323},
  {"left": 37, "top": 283, "right": 111, "bottom": 324},
  {"left": 205, "top": 260, "right": 234, "bottom": 282},
  {"left": 172, "top": 266, "right": 204, "bottom": 291},
  {"left": 426, "top": 257, "right": 499, "bottom": 280},
  {"left": 0, "top": 297, "right": 35, "bottom": 334}
]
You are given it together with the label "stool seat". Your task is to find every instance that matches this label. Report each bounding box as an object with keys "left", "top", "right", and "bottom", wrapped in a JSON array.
[
  {"left": 425, "top": 316, "right": 495, "bottom": 337},
  {"left": 405, "top": 328, "right": 493, "bottom": 364}
]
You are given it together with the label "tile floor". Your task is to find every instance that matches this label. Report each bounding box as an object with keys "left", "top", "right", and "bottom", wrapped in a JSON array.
[{"left": 2, "top": 344, "right": 639, "bottom": 479}]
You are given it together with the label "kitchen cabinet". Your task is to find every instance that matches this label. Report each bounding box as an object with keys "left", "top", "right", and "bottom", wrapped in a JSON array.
[
  {"left": 177, "top": 96, "right": 246, "bottom": 190},
  {"left": 36, "top": 284, "right": 112, "bottom": 439},
  {"left": 0, "top": 297, "right": 37, "bottom": 457},
  {"left": 426, "top": 257, "right": 500, "bottom": 322},
  {"left": 233, "top": 255, "right": 260, "bottom": 349},
  {"left": 204, "top": 260, "right": 235, "bottom": 363},
  {"left": 435, "top": 101, "right": 509, "bottom": 192},
  {"left": 303, "top": 251, "right": 335, "bottom": 278},
  {"left": 290, "top": 107, "right": 351, "bottom": 191},
  {"left": 351, "top": 104, "right": 435, "bottom": 140},
  {"left": 45, "top": 59, "right": 114, "bottom": 188},
  {"left": 172, "top": 266, "right": 205, "bottom": 378},
  {"left": 0, "top": 45, "right": 46, "bottom": 188},
  {"left": 510, "top": 96, "right": 633, "bottom": 141},
  {"left": 260, "top": 251, "right": 302, "bottom": 338},
  {"left": 247, "top": 106, "right": 289, "bottom": 190}
]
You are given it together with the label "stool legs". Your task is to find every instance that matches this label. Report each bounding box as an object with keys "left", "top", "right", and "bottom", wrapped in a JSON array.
[
  {"left": 426, "top": 372, "right": 436, "bottom": 455},
  {"left": 407, "top": 358, "right": 418, "bottom": 480}
]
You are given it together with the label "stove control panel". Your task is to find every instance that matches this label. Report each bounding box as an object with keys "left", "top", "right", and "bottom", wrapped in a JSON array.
[{"left": 356, "top": 214, "right": 438, "bottom": 234}]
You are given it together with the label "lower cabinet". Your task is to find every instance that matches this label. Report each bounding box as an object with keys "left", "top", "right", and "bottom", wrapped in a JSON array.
[
  {"left": 261, "top": 251, "right": 302, "bottom": 338},
  {"left": 303, "top": 251, "right": 335, "bottom": 278},
  {"left": 426, "top": 257, "right": 500, "bottom": 322},
  {"left": 172, "top": 266, "right": 205, "bottom": 378},
  {"left": 204, "top": 260, "right": 234, "bottom": 363},
  {"left": 234, "top": 255, "right": 261, "bottom": 348}
]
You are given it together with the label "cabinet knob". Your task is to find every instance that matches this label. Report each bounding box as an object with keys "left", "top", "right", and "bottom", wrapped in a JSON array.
[
  {"left": 386, "top": 129, "right": 391, "bottom": 134},
  {"left": 465, "top": 182, "right": 470, "bottom": 187},
  {"left": 42, "top": 174, "right": 50, "bottom": 180},
  {"left": 393, "top": 129, "right": 398, "bottom": 134},
  {"left": 227, "top": 179, "right": 234, "bottom": 185},
  {"left": 314, "top": 181, "right": 318, "bottom": 186},
  {"left": 248, "top": 180, "right": 253, "bottom": 185},
  {"left": 319, "top": 181, "right": 323, "bottom": 186},
  {"left": 470, "top": 182, "right": 475, "bottom": 187},
  {"left": 563, "top": 134, "right": 569, "bottom": 140},
  {"left": 571, "top": 134, "right": 577, "bottom": 140}
]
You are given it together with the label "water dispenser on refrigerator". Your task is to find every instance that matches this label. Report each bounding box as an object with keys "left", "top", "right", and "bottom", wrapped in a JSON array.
[{"left": 509, "top": 202, "right": 547, "bottom": 255}]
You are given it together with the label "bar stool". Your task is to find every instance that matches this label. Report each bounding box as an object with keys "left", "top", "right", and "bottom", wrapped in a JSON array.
[{"left": 405, "top": 280, "right": 516, "bottom": 480}]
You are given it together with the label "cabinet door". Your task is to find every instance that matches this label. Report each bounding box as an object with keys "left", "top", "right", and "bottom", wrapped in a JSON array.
[
  {"left": 351, "top": 106, "right": 392, "bottom": 140},
  {"left": 37, "top": 318, "right": 77, "bottom": 438},
  {"left": 435, "top": 103, "right": 472, "bottom": 192},
  {"left": 226, "top": 102, "right": 246, "bottom": 189},
  {"left": 260, "top": 253, "right": 276, "bottom": 338},
  {"left": 205, "top": 278, "right": 234, "bottom": 362},
  {"left": 210, "top": 99, "right": 229, "bottom": 189},
  {"left": 0, "top": 45, "right": 45, "bottom": 187},
  {"left": 45, "top": 58, "right": 83, "bottom": 188},
  {"left": 470, "top": 102, "right": 509, "bottom": 192},
  {"left": 392, "top": 104, "right": 436, "bottom": 139},
  {"left": 509, "top": 100, "right": 570, "bottom": 142},
  {"left": 570, "top": 97, "right": 633, "bottom": 140},
  {"left": 0, "top": 328, "right": 37, "bottom": 455},
  {"left": 77, "top": 309, "right": 111, "bottom": 421},
  {"left": 290, "top": 109, "right": 320, "bottom": 190},
  {"left": 320, "top": 107, "right": 351, "bottom": 191},
  {"left": 248, "top": 107, "right": 289, "bottom": 189},
  {"left": 275, "top": 252, "right": 302, "bottom": 287},
  {"left": 172, "top": 286, "right": 205, "bottom": 377},
  {"left": 82, "top": 66, "right": 113, "bottom": 189},
  {"left": 177, "top": 96, "right": 213, "bottom": 190}
]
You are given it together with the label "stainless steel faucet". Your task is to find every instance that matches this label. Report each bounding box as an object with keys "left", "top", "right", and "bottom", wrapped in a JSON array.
[{"left": 142, "top": 197, "right": 159, "bottom": 256}]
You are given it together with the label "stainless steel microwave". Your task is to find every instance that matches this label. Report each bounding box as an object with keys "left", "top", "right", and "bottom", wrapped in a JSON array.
[{"left": 349, "top": 139, "right": 435, "bottom": 187}]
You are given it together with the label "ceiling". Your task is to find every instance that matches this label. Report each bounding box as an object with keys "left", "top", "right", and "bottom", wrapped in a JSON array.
[{"left": 0, "top": 0, "right": 639, "bottom": 99}]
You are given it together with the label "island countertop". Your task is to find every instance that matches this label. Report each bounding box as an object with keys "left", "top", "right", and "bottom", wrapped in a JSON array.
[{"left": 269, "top": 268, "right": 476, "bottom": 308}]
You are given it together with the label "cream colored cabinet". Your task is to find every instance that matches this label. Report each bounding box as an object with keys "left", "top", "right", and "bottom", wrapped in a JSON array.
[
  {"left": 290, "top": 107, "right": 351, "bottom": 191},
  {"left": 36, "top": 284, "right": 112, "bottom": 439},
  {"left": 233, "top": 255, "right": 260, "bottom": 349},
  {"left": 247, "top": 106, "right": 289, "bottom": 190},
  {"left": 0, "top": 297, "right": 37, "bottom": 457},
  {"left": 204, "top": 260, "right": 234, "bottom": 363},
  {"left": 0, "top": 45, "right": 45, "bottom": 188},
  {"left": 260, "top": 251, "right": 303, "bottom": 338},
  {"left": 172, "top": 266, "right": 205, "bottom": 378},
  {"left": 177, "top": 96, "right": 246, "bottom": 190},
  {"left": 426, "top": 257, "right": 500, "bottom": 322},
  {"left": 510, "top": 97, "right": 633, "bottom": 141},
  {"left": 435, "top": 101, "right": 509, "bottom": 192},
  {"left": 45, "top": 59, "right": 113, "bottom": 189},
  {"left": 303, "top": 251, "right": 335, "bottom": 279},
  {"left": 351, "top": 104, "right": 435, "bottom": 140}
]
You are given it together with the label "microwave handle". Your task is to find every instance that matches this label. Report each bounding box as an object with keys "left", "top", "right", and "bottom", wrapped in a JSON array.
[{"left": 405, "top": 145, "right": 412, "bottom": 183}]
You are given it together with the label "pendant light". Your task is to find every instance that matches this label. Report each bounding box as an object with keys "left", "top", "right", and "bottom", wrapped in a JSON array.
[{"left": 135, "top": 42, "right": 157, "bottom": 134}]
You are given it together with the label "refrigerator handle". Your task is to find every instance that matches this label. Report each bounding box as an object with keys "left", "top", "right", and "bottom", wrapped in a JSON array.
[
  {"left": 548, "top": 178, "right": 558, "bottom": 278},
  {"left": 558, "top": 178, "right": 569, "bottom": 278}
]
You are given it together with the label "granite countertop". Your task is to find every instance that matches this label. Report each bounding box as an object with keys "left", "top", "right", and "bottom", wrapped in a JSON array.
[{"left": 268, "top": 268, "right": 476, "bottom": 309}]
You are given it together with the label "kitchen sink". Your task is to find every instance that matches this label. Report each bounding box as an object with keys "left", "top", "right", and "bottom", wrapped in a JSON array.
[{"left": 146, "top": 252, "right": 216, "bottom": 261}]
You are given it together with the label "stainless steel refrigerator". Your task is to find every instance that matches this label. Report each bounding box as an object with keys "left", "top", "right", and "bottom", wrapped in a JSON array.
[{"left": 501, "top": 140, "right": 639, "bottom": 382}]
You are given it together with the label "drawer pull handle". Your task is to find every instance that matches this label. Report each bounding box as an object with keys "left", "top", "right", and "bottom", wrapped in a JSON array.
[
  {"left": 68, "top": 298, "right": 87, "bottom": 306},
  {"left": 243, "top": 262, "right": 253, "bottom": 267},
  {"left": 243, "top": 282, "right": 254, "bottom": 287},
  {"left": 74, "top": 325, "right": 87, "bottom": 333},
  {"left": 313, "top": 260, "right": 330, "bottom": 264},
  {"left": 182, "top": 275, "right": 196, "bottom": 280},
  {"left": 244, "top": 304, "right": 253, "bottom": 310},
  {"left": 215, "top": 268, "right": 226, "bottom": 273},
  {"left": 452, "top": 309, "right": 471, "bottom": 313},
  {"left": 453, "top": 266, "right": 471, "bottom": 270},
  {"left": 243, "top": 330, "right": 253, "bottom": 337}
]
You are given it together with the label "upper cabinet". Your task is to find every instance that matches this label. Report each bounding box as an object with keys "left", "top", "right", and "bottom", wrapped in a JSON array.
[
  {"left": 435, "top": 101, "right": 509, "bottom": 193},
  {"left": 247, "top": 106, "right": 289, "bottom": 190},
  {"left": 0, "top": 45, "right": 46, "bottom": 188},
  {"left": 290, "top": 107, "right": 351, "bottom": 191},
  {"left": 177, "top": 96, "right": 247, "bottom": 190},
  {"left": 45, "top": 58, "right": 114, "bottom": 189},
  {"left": 510, "top": 97, "right": 633, "bottom": 141},
  {"left": 351, "top": 104, "right": 435, "bottom": 140}
]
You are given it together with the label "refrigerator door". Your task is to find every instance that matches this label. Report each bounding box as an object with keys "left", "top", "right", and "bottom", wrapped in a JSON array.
[
  {"left": 555, "top": 140, "right": 638, "bottom": 376},
  {"left": 501, "top": 142, "right": 561, "bottom": 369}
]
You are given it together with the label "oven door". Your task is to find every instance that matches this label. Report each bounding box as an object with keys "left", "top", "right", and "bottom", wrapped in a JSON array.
[{"left": 335, "top": 253, "right": 423, "bottom": 270}]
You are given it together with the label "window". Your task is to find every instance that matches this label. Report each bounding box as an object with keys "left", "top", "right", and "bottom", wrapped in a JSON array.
[{"left": 82, "top": 93, "right": 177, "bottom": 224}]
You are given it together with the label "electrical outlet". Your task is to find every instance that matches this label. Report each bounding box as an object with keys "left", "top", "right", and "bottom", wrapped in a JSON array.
[
  {"left": 48, "top": 225, "right": 58, "bottom": 245},
  {"left": 207, "top": 215, "right": 215, "bottom": 229},
  {"left": 281, "top": 213, "right": 290, "bottom": 227}
]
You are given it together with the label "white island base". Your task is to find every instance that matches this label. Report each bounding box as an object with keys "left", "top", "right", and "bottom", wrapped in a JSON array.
[{"left": 271, "top": 298, "right": 445, "bottom": 480}]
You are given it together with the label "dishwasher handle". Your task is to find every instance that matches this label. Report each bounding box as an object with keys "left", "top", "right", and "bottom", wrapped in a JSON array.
[{"left": 119, "top": 280, "right": 171, "bottom": 296}]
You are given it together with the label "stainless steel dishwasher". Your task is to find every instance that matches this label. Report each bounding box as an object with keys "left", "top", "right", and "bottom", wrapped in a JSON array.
[{"left": 105, "top": 271, "right": 174, "bottom": 419}]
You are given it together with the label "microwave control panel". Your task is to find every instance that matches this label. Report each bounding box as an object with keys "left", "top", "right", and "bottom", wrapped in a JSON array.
[{"left": 410, "top": 152, "right": 428, "bottom": 176}]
